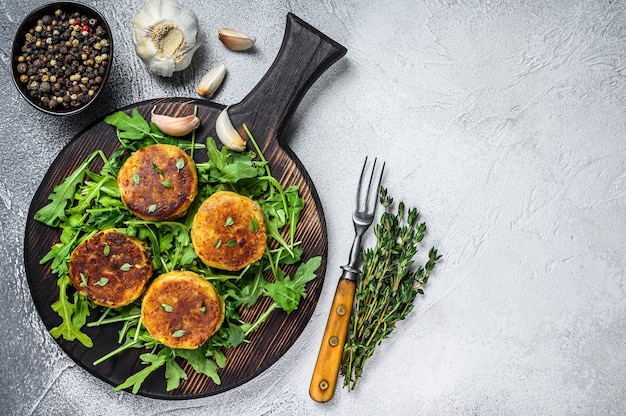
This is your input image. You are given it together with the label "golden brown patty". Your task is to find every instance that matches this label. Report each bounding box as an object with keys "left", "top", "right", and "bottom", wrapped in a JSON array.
[
  {"left": 69, "top": 229, "right": 152, "bottom": 308},
  {"left": 141, "top": 271, "right": 224, "bottom": 349},
  {"left": 191, "top": 190, "right": 267, "bottom": 271},
  {"left": 117, "top": 144, "right": 198, "bottom": 221}
]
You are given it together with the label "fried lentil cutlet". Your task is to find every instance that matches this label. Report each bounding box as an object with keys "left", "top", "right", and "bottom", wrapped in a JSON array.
[
  {"left": 141, "top": 271, "right": 225, "bottom": 349},
  {"left": 191, "top": 190, "right": 267, "bottom": 271},
  {"left": 69, "top": 229, "right": 152, "bottom": 308},
  {"left": 117, "top": 143, "right": 198, "bottom": 221}
]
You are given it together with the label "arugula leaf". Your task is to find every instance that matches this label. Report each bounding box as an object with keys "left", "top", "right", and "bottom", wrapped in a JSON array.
[
  {"left": 115, "top": 351, "right": 168, "bottom": 394},
  {"left": 176, "top": 348, "right": 221, "bottom": 385},
  {"left": 49, "top": 275, "right": 93, "bottom": 347},
  {"left": 213, "top": 349, "right": 227, "bottom": 368},
  {"left": 265, "top": 282, "right": 299, "bottom": 313},
  {"left": 89, "top": 206, "right": 129, "bottom": 229},
  {"left": 201, "top": 139, "right": 260, "bottom": 184},
  {"left": 104, "top": 109, "right": 151, "bottom": 140},
  {"left": 225, "top": 323, "right": 246, "bottom": 348},
  {"left": 39, "top": 231, "right": 79, "bottom": 276},
  {"left": 71, "top": 292, "right": 91, "bottom": 328},
  {"left": 260, "top": 199, "right": 292, "bottom": 256},
  {"left": 179, "top": 244, "right": 198, "bottom": 266},
  {"left": 264, "top": 256, "right": 322, "bottom": 313},
  {"left": 165, "top": 358, "right": 187, "bottom": 391},
  {"left": 34, "top": 150, "right": 102, "bottom": 226},
  {"left": 219, "top": 163, "right": 259, "bottom": 183},
  {"left": 290, "top": 255, "right": 322, "bottom": 291},
  {"left": 205, "top": 137, "right": 226, "bottom": 171},
  {"left": 285, "top": 186, "right": 305, "bottom": 246},
  {"left": 236, "top": 270, "right": 268, "bottom": 308}
]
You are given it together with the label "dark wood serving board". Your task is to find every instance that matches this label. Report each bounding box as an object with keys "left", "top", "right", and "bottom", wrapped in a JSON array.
[{"left": 23, "top": 13, "right": 346, "bottom": 399}]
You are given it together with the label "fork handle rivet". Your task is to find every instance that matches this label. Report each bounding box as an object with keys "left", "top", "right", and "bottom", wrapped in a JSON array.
[
  {"left": 329, "top": 336, "right": 339, "bottom": 346},
  {"left": 319, "top": 380, "right": 329, "bottom": 390},
  {"left": 336, "top": 305, "right": 347, "bottom": 316}
]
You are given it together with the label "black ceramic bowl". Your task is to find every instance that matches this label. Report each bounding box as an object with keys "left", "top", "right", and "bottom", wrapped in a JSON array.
[{"left": 11, "top": 1, "right": 113, "bottom": 116}]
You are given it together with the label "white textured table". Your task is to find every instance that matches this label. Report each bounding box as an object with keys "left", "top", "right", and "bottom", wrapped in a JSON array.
[{"left": 2, "top": 0, "right": 625, "bottom": 414}]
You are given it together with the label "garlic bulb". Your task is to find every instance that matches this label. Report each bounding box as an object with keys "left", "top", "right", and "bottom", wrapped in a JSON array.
[
  {"left": 197, "top": 64, "right": 226, "bottom": 99},
  {"left": 132, "top": 0, "right": 202, "bottom": 77},
  {"left": 216, "top": 107, "right": 246, "bottom": 152},
  {"left": 151, "top": 107, "right": 200, "bottom": 136}
]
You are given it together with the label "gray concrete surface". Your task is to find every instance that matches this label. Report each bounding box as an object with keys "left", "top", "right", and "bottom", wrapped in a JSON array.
[{"left": 2, "top": 0, "right": 626, "bottom": 414}]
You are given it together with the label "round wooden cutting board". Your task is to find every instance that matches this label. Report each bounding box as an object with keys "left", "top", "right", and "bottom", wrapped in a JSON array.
[{"left": 23, "top": 14, "right": 346, "bottom": 399}]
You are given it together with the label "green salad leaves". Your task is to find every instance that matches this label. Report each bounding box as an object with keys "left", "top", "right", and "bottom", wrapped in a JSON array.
[{"left": 35, "top": 109, "right": 321, "bottom": 394}]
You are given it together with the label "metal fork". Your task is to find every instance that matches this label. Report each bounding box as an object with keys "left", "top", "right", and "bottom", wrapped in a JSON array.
[
  {"left": 309, "top": 157, "right": 385, "bottom": 403},
  {"left": 341, "top": 157, "right": 385, "bottom": 282}
]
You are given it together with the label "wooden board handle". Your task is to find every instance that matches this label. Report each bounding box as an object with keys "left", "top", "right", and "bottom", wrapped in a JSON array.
[
  {"left": 230, "top": 13, "right": 347, "bottom": 147},
  {"left": 309, "top": 277, "right": 356, "bottom": 402}
]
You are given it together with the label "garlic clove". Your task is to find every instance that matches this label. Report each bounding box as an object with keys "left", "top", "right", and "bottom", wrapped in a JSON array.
[
  {"left": 216, "top": 107, "right": 246, "bottom": 152},
  {"left": 132, "top": 0, "right": 202, "bottom": 77},
  {"left": 197, "top": 64, "right": 226, "bottom": 99},
  {"left": 151, "top": 107, "right": 200, "bottom": 137},
  {"left": 218, "top": 28, "right": 256, "bottom": 51}
]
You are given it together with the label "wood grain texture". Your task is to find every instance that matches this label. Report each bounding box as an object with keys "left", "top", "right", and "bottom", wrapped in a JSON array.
[{"left": 23, "top": 13, "right": 346, "bottom": 399}]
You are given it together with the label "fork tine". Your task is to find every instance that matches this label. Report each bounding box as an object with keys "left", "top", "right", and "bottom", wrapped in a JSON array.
[
  {"left": 363, "top": 158, "right": 378, "bottom": 213},
  {"left": 355, "top": 156, "right": 368, "bottom": 211},
  {"left": 355, "top": 157, "right": 386, "bottom": 215},
  {"left": 369, "top": 162, "right": 385, "bottom": 214}
]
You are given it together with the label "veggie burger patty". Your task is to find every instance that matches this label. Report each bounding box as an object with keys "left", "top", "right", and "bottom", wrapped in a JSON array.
[
  {"left": 141, "top": 271, "right": 225, "bottom": 349},
  {"left": 191, "top": 190, "right": 267, "bottom": 271},
  {"left": 117, "top": 143, "right": 198, "bottom": 221},
  {"left": 69, "top": 229, "right": 152, "bottom": 308}
]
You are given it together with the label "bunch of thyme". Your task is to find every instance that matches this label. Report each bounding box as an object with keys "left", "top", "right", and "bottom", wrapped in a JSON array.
[{"left": 341, "top": 187, "right": 441, "bottom": 390}]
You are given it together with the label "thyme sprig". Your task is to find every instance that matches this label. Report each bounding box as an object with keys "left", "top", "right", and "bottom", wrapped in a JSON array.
[{"left": 341, "top": 187, "right": 441, "bottom": 390}]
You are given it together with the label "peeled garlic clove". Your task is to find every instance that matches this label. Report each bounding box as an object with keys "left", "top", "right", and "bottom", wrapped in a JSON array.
[
  {"left": 132, "top": 0, "right": 202, "bottom": 77},
  {"left": 151, "top": 107, "right": 200, "bottom": 136},
  {"left": 197, "top": 64, "right": 226, "bottom": 99},
  {"left": 218, "top": 28, "right": 256, "bottom": 51},
  {"left": 216, "top": 107, "right": 246, "bottom": 152}
]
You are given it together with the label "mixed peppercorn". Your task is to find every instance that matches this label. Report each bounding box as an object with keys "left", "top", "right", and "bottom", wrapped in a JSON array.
[{"left": 15, "top": 8, "right": 111, "bottom": 111}]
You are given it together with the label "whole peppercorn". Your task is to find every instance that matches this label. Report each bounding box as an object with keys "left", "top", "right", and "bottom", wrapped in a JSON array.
[{"left": 40, "top": 81, "right": 52, "bottom": 93}]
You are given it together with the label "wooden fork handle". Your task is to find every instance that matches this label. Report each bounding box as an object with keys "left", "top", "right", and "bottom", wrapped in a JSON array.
[{"left": 309, "top": 277, "right": 356, "bottom": 402}]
